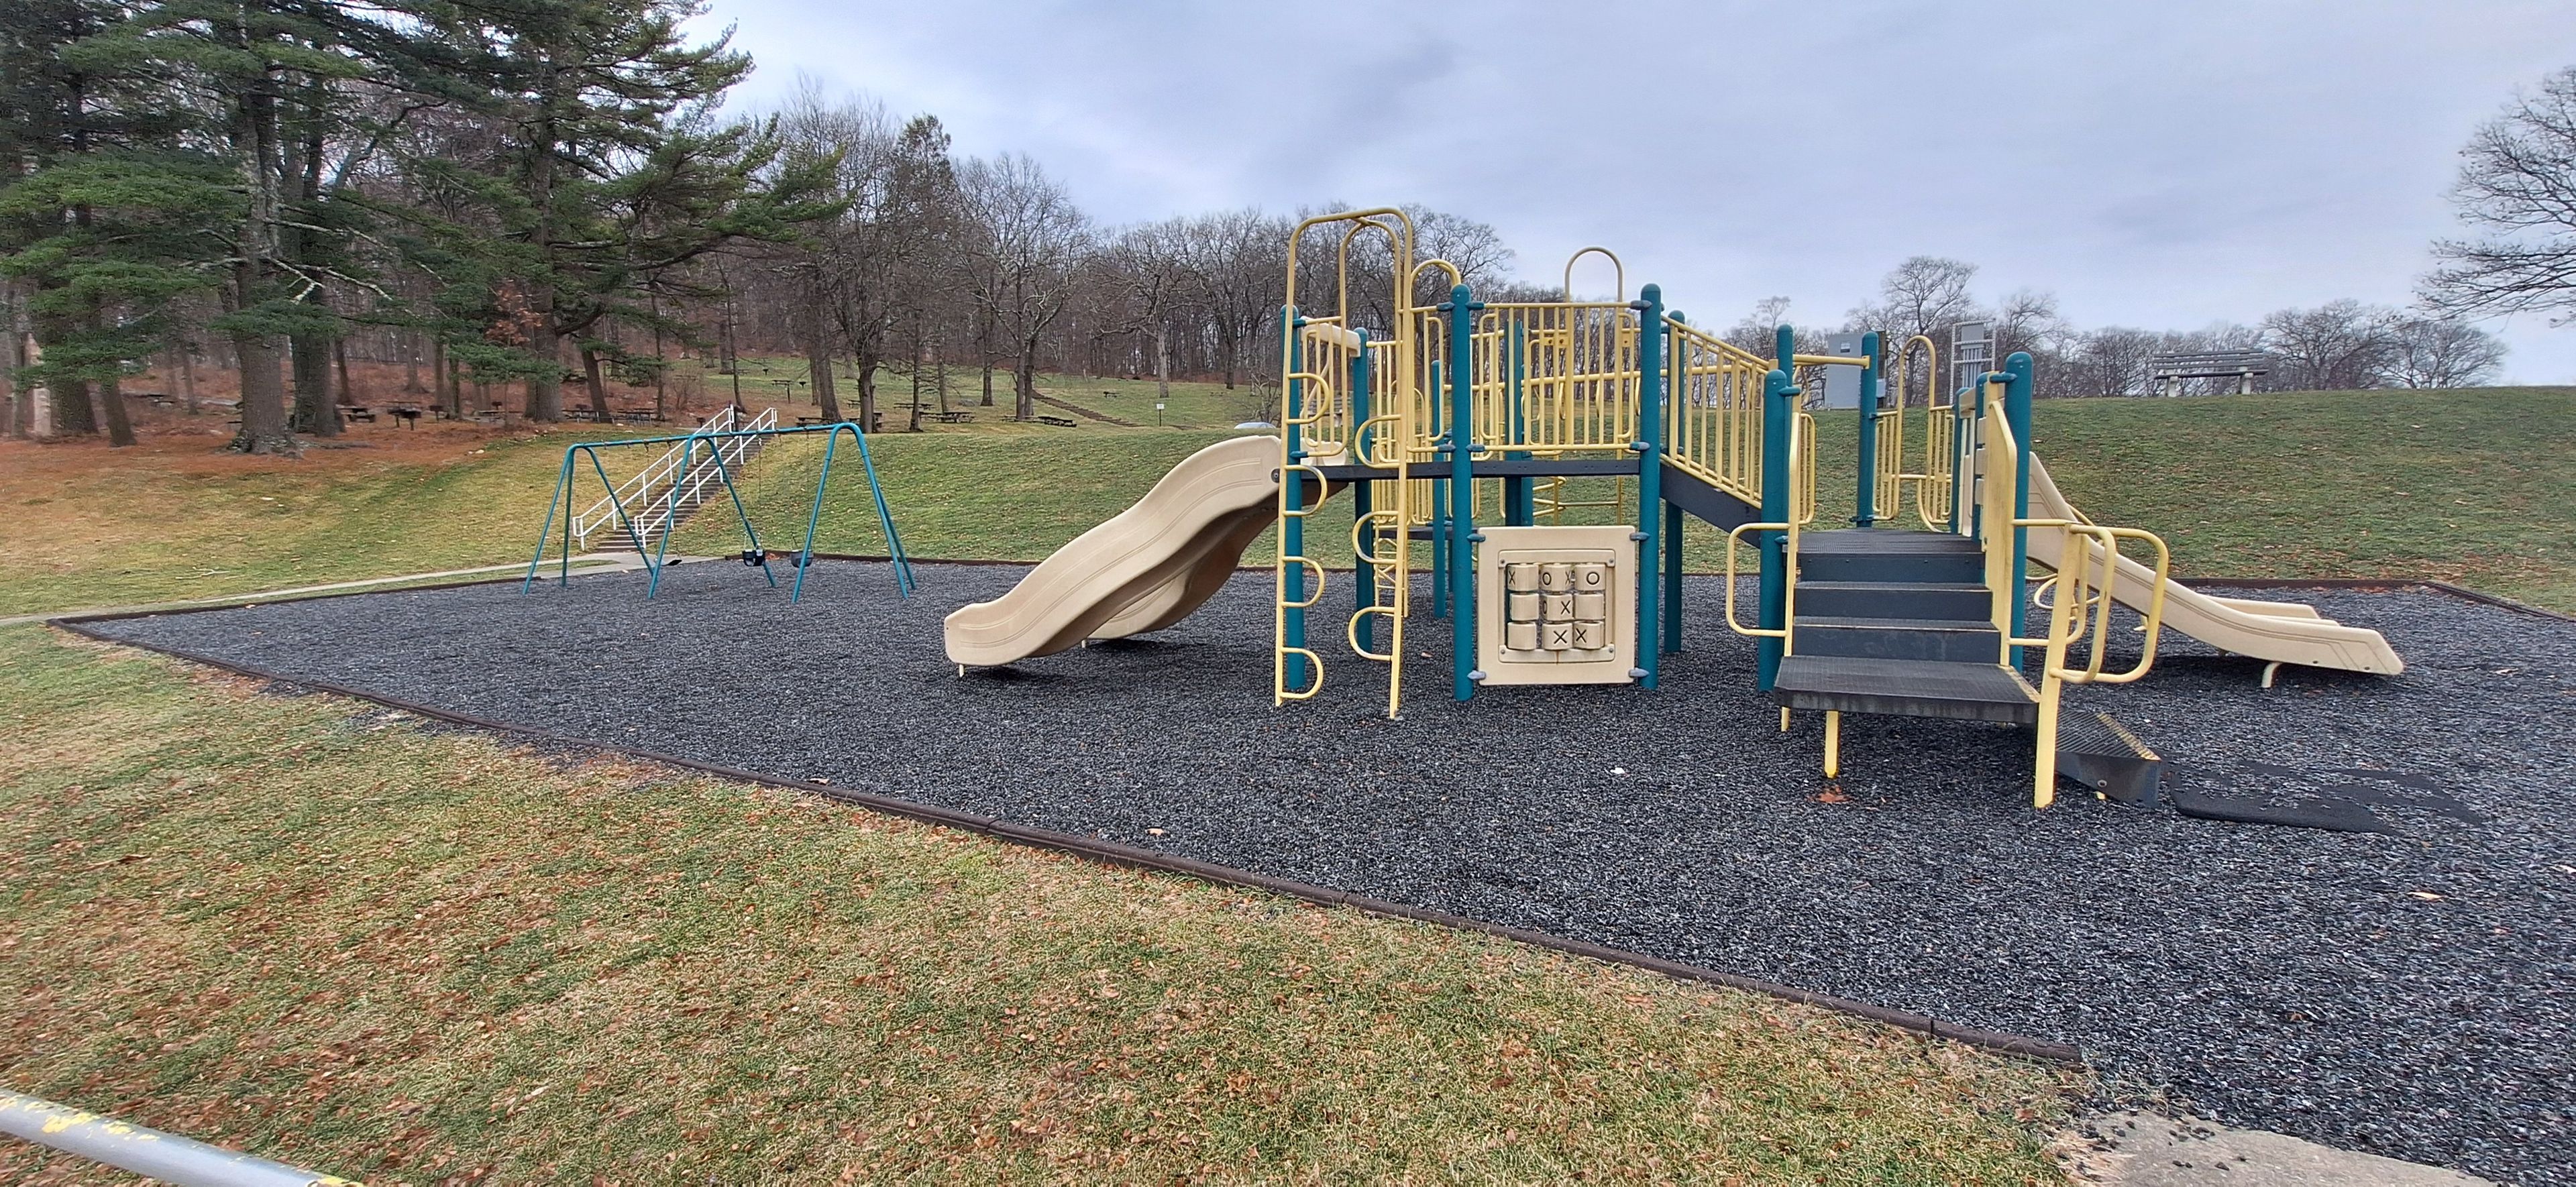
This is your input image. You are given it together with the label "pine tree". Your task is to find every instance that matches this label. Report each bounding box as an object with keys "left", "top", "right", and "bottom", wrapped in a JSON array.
[{"left": 414, "top": 0, "right": 833, "bottom": 422}]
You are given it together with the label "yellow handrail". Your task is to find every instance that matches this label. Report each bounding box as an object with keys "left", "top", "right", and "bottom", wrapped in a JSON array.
[
  {"left": 1722, "top": 522, "right": 1792, "bottom": 638},
  {"left": 2019, "top": 518, "right": 2172, "bottom": 807}
]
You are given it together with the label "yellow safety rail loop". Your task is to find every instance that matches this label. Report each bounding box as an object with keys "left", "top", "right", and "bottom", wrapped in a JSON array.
[{"left": 2017, "top": 520, "right": 2171, "bottom": 807}]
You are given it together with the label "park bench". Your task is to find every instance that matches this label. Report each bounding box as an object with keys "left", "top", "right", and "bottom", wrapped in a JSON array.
[{"left": 2147, "top": 350, "right": 2271, "bottom": 396}]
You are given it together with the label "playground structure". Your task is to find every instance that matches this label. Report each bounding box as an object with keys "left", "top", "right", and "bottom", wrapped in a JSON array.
[
  {"left": 523, "top": 416, "right": 915, "bottom": 603},
  {"left": 944, "top": 209, "right": 2404, "bottom": 807}
]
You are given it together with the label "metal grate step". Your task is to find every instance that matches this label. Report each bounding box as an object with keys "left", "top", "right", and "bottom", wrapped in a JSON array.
[
  {"left": 1774, "top": 655, "right": 2039, "bottom": 724},
  {"left": 2055, "top": 710, "right": 2163, "bottom": 805}
]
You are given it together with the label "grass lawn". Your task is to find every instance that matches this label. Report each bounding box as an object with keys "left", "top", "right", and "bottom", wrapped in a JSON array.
[
  {"left": 0, "top": 424, "right": 641, "bottom": 619},
  {"left": 0, "top": 625, "right": 2077, "bottom": 1182},
  {"left": 10, "top": 385, "right": 2571, "bottom": 622},
  {"left": 715, "top": 355, "right": 1270, "bottom": 433},
  {"left": 688, "top": 386, "right": 2576, "bottom": 613}
]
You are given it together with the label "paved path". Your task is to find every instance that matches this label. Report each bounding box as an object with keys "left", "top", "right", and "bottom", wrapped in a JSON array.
[
  {"left": 2064, "top": 1113, "right": 2499, "bottom": 1186},
  {"left": 3, "top": 554, "right": 653, "bottom": 629}
]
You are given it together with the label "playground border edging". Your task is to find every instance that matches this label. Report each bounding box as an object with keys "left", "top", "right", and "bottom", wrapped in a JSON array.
[
  {"left": 38, "top": 563, "right": 2567, "bottom": 1070},
  {"left": 48, "top": 591, "right": 2084, "bottom": 1066},
  {"left": 792, "top": 553, "right": 2575, "bottom": 622}
]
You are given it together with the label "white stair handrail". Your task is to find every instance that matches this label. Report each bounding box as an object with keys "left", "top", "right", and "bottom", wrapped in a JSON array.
[
  {"left": 584, "top": 406, "right": 780, "bottom": 548},
  {"left": 572, "top": 406, "right": 766, "bottom": 546}
]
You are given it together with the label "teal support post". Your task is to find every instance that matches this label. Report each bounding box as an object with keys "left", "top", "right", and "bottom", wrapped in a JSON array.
[
  {"left": 1350, "top": 330, "right": 1377, "bottom": 652},
  {"left": 1854, "top": 330, "right": 1882, "bottom": 526},
  {"left": 1774, "top": 324, "right": 1795, "bottom": 382},
  {"left": 1632, "top": 284, "right": 1666, "bottom": 687},
  {"left": 1504, "top": 321, "right": 1533, "bottom": 525},
  {"left": 1447, "top": 284, "right": 1479, "bottom": 701},
  {"left": 1283, "top": 308, "right": 1309, "bottom": 691},
  {"left": 1756, "top": 365, "right": 1798, "bottom": 691},
  {"left": 1662, "top": 310, "right": 1685, "bottom": 653},
  {"left": 2004, "top": 351, "right": 2035, "bottom": 667},
  {"left": 1664, "top": 503, "right": 1683, "bottom": 653},
  {"left": 1429, "top": 359, "right": 1448, "bottom": 620}
]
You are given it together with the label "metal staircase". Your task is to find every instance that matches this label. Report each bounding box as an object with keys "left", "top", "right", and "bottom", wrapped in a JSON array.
[
  {"left": 572, "top": 406, "right": 779, "bottom": 551},
  {"left": 1756, "top": 377, "right": 2174, "bottom": 808}
]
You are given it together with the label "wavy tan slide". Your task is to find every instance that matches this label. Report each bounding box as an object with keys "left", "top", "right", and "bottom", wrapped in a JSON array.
[
  {"left": 944, "top": 435, "right": 1329, "bottom": 668},
  {"left": 2025, "top": 455, "right": 2404, "bottom": 676}
]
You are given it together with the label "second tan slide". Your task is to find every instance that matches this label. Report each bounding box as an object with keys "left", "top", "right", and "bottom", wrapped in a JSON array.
[
  {"left": 944, "top": 435, "right": 1326, "bottom": 667},
  {"left": 2025, "top": 455, "right": 2404, "bottom": 676}
]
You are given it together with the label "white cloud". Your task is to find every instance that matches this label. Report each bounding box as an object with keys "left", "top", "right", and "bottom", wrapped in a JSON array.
[{"left": 707, "top": 0, "right": 2576, "bottom": 382}]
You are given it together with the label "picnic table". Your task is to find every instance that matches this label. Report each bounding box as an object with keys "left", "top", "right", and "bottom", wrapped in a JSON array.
[
  {"left": 926, "top": 410, "right": 973, "bottom": 423},
  {"left": 344, "top": 406, "right": 378, "bottom": 423},
  {"left": 1033, "top": 414, "right": 1077, "bottom": 428}
]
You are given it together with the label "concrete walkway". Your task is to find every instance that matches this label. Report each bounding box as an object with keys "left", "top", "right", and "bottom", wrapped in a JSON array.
[
  {"left": 2063, "top": 1113, "right": 2499, "bottom": 1186},
  {"left": 3, "top": 553, "right": 652, "bottom": 629}
]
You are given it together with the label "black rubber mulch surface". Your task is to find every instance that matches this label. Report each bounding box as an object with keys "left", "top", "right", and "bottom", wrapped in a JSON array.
[{"left": 80, "top": 562, "right": 2575, "bottom": 1185}]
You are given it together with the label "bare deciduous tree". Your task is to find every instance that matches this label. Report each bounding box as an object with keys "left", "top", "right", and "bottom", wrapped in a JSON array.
[
  {"left": 2384, "top": 316, "right": 2507, "bottom": 388},
  {"left": 2424, "top": 64, "right": 2576, "bottom": 325},
  {"left": 1849, "top": 256, "right": 1982, "bottom": 351},
  {"left": 2260, "top": 300, "right": 2399, "bottom": 391},
  {"left": 961, "top": 153, "right": 1089, "bottom": 420}
]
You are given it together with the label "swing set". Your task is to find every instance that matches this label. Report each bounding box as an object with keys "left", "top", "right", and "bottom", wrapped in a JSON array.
[{"left": 521, "top": 418, "right": 914, "bottom": 602}]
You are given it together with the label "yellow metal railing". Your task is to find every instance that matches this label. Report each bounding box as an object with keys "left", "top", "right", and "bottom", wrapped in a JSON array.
[
  {"left": 2017, "top": 520, "right": 2171, "bottom": 807},
  {"left": 1662, "top": 317, "right": 1770, "bottom": 507},
  {"left": 1876, "top": 335, "right": 1941, "bottom": 526},
  {"left": 1720, "top": 408, "right": 1807, "bottom": 641},
  {"left": 1976, "top": 391, "right": 2018, "bottom": 646}
]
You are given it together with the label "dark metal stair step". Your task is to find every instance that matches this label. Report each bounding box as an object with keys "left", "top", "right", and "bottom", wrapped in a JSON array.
[
  {"left": 1795, "top": 580, "right": 1993, "bottom": 621},
  {"left": 2055, "top": 710, "right": 2163, "bottom": 805},
  {"left": 1797, "top": 528, "right": 1981, "bottom": 555},
  {"left": 1774, "top": 655, "right": 2038, "bottom": 724},
  {"left": 1794, "top": 616, "right": 2003, "bottom": 663}
]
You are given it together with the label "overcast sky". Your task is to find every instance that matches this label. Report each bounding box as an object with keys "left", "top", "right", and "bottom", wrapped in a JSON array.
[{"left": 702, "top": 1, "right": 2576, "bottom": 382}]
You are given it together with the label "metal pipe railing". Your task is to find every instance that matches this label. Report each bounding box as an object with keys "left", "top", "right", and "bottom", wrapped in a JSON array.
[{"left": 0, "top": 1090, "right": 354, "bottom": 1186}]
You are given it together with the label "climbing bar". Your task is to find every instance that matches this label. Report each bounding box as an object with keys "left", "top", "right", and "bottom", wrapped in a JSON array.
[{"left": 0, "top": 1090, "right": 356, "bottom": 1187}]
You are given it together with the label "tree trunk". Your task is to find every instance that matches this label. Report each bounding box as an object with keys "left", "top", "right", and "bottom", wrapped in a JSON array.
[
  {"left": 1016, "top": 343, "right": 1038, "bottom": 421},
  {"left": 178, "top": 345, "right": 199, "bottom": 414},
  {"left": 649, "top": 288, "right": 667, "bottom": 422},
  {"left": 524, "top": 321, "right": 562, "bottom": 421},
  {"left": 978, "top": 306, "right": 996, "bottom": 406},
  {"left": 230, "top": 333, "right": 297, "bottom": 454},
  {"left": 98, "top": 371, "right": 136, "bottom": 447},
  {"left": 1153, "top": 325, "right": 1171, "bottom": 402},
  {"left": 581, "top": 345, "right": 611, "bottom": 419},
  {"left": 807, "top": 329, "right": 841, "bottom": 423},
  {"left": 403, "top": 331, "right": 424, "bottom": 393},
  {"left": 334, "top": 337, "right": 356, "bottom": 405},
  {"left": 4, "top": 288, "right": 25, "bottom": 439},
  {"left": 290, "top": 333, "right": 339, "bottom": 435},
  {"left": 854, "top": 341, "right": 883, "bottom": 433},
  {"left": 56, "top": 378, "right": 97, "bottom": 435}
]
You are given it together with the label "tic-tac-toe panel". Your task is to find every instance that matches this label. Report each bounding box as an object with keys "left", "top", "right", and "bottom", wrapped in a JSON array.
[{"left": 1475, "top": 525, "right": 1638, "bottom": 686}]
